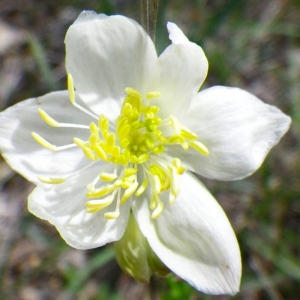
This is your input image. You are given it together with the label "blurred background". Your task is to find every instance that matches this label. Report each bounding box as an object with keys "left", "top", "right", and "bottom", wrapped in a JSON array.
[{"left": 0, "top": 0, "right": 299, "bottom": 299}]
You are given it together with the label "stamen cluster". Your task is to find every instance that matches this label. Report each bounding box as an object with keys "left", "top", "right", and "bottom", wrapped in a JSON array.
[{"left": 31, "top": 74, "right": 209, "bottom": 219}]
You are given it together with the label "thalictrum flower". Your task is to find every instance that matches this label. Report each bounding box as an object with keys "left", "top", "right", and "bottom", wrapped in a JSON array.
[{"left": 0, "top": 11, "right": 291, "bottom": 295}]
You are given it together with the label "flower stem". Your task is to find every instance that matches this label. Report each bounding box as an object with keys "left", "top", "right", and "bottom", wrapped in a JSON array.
[
  {"left": 149, "top": 274, "right": 160, "bottom": 300},
  {"left": 141, "top": 0, "right": 158, "bottom": 43}
]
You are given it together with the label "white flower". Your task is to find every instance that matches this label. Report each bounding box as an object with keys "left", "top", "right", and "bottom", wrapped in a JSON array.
[{"left": 0, "top": 11, "right": 291, "bottom": 295}]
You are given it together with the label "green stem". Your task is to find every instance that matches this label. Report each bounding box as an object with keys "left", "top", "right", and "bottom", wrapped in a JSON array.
[{"left": 141, "top": 0, "right": 159, "bottom": 43}]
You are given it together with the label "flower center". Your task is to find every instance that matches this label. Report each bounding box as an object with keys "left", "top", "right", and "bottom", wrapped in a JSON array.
[{"left": 32, "top": 74, "right": 209, "bottom": 220}]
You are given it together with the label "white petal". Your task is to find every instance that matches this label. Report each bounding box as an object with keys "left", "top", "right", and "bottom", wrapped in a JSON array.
[
  {"left": 171, "top": 86, "right": 291, "bottom": 180},
  {"left": 0, "top": 91, "right": 94, "bottom": 184},
  {"left": 28, "top": 162, "right": 130, "bottom": 249},
  {"left": 167, "top": 22, "right": 189, "bottom": 44},
  {"left": 132, "top": 172, "right": 241, "bottom": 295},
  {"left": 147, "top": 22, "right": 208, "bottom": 118},
  {"left": 65, "top": 11, "right": 157, "bottom": 120}
]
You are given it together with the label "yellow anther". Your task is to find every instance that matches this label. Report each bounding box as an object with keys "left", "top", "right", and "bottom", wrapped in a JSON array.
[
  {"left": 146, "top": 91, "right": 161, "bottom": 100},
  {"left": 177, "top": 166, "right": 187, "bottom": 175},
  {"left": 150, "top": 194, "right": 157, "bottom": 210},
  {"left": 121, "top": 181, "right": 131, "bottom": 189},
  {"left": 145, "top": 112, "right": 154, "bottom": 119},
  {"left": 32, "top": 132, "right": 57, "bottom": 151},
  {"left": 99, "top": 115, "right": 109, "bottom": 133},
  {"left": 90, "top": 122, "right": 99, "bottom": 137},
  {"left": 172, "top": 158, "right": 181, "bottom": 168},
  {"left": 172, "top": 158, "right": 187, "bottom": 175},
  {"left": 135, "top": 178, "right": 149, "bottom": 196},
  {"left": 116, "top": 117, "right": 128, "bottom": 130},
  {"left": 100, "top": 173, "right": 118, "bottom": 182},
  {"left": 104, "top": 211, "right": 120, "bottom": 219},
  {"left": 123, "top": 174, "right": 136, "bottom": 182},
  {"left": 89, "top": 133, "right": 97, "bottom": 147},
  {"left": 106, "top": 133, "right": 116, "bottom": 154},
  {"left": 130, "top": 121, "right": 140, "bottom": 131},
  {"left": 170, "top": 168, "right": 181, "bottom": 196},
  {"left": 139, "top": 145, "right": 147, "bottom": 152},
  {"left": 169, "top": 116, "right": 181, "bottom": 135},
  {"left": 122, "top": 103, "right": 132, "bottom": 116},
  {"left": 114, "top": 180, "right": 122, "bottom": 187},
  {"left": 124, "top": 168, "right": 138, "bottom": 176},
  {"left": 113, "top": 146, "right": 121, "bottom": 158},
  {"left": 149, "top": 165, "right": 158, "bottom": 175},
  {"left": 153, "top": 175, "right": 161, "bottom": 194},
  {"left": 73, "top": 137, "right": 87, "bottom": 149},
  {"left": 85, "top": 196, "right": 114, "bottom": 211},
  {"left": 137, "top": 153, "right": 149, "bottom": 164},
  {"left": 169, "top": 192, "right": 176, "bottom": 205},
  {"left": 129, "top": 155, "right": 138, "bottom": 163},
  {"left": 83, "top": 146, "right": 96, "bottom": 160},
  {"left": 86, "top": 207, "right": 103, "bottom": 213},
  {"left": 189, "top": 141, "right": 209, "bottom": 156},
  {"left": 179, "top": 138, "right": 189, "bottom": 150},
  {"left": 162, "top": 176, "right": 170, "bottom": 191},
  {"left": 119, "top": 138, "right": 128, "bottom": 148},
  {"left": 38, "top": 108, "right": 59, "bottom": 127},
  {"left": 38, "top": 177, "right": 65, "bottom": 184},
  {"left": 86, "top": 184, "right": 114, "bottom": 198},
  {"left": 118, "top": 124, "right": 131, "bottom": 140},
  {"left": 168, "top": 136, "right": 189, "bottom": 150},
  {"left": 95, "top": 144, "right": 108, "bottom": 160},
  {"left": 67, "top": 73, "right": 75, "bottom": 105},
  {"left": 153, "top": 145, "right": 165, "bottom": 154},
  {"left": 120, "top": 182, "right": 138, "bottom": 204},
  {"left": 151, "top": 202, "right": 164, "bottom": 219},
  {"left": 149, "top": 106, "right": 160, "bottom": 114},
  {"left": 181, "top": 129, "right": 198, "bottom": 140},
  {"left": 125, "top": 87, "right": 142, "bottom": 98}
]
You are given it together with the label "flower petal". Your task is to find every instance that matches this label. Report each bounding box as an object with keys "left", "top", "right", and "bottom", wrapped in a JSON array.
[
  {"left": 28, "top": 162, "right": 130, "bottom": 249},
  {"left": 132, "top": 172, "right": 241, "bottom": 295},
  {"left": 0, "top": 91, "right": 93, "bottom": 184},
  {"left": 147, "top": 22, "right": 208, "bottom": 118},
  {"left": 171, "top": 86, "right": 291, "bottom": 180},
  {"left": 65, "top": 11, "right": 157, "bottom": 120}
]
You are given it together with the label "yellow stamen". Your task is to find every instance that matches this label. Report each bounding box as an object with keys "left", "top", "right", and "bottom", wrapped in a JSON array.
[
  {"left": 135, "top": 178, "right": 149, "bottom": 196},
  {"left": 137, "top": 153, "right": 149, "bottom": 164},
  {"left": 67, "top": 73, "right": 75, "bottom": 105},
  {"left": 95, "top": 144, "right": 108, "bottom": 161},
  {"left": 104, "top": 211, "right": 120, "bottom": 219},
  {"left": 86, "top": 184, "right": 114, "bottom": 198},
  {"left": 31, "top": 132, "right": 57, "bottom": 151},
  {"left": 169, "top": 192, "right": 176, "bottom": 205},
  {"left": 153, "top": 175, "right": 161, "bottom": 194},
  {"left": 83, "top": 146, "right": 96, "bottom": 160},
  {"left": 151, "top": 202, "right": 164, "bottom": 219},
  {"left": 146, "top": 91, "right": 161, "bottom": 100},
  {"left": 100, "top": 173, "right": 118, "bottom": 182},
  {"left": 150, "top": 194, "right": 157, "bottom": 210},
  {"left": 189, "top": 141, "right": 209, "bottom": 156},
  {"left": 85, "top": 196, "right": 114, "bottom": 212},
  {"left": 120, "top": 182, "right": 139, "bottom": 204},
  {"left": 73, "top": 137, "right": 86, "bottom": 148},
  {"left": 124, "top": 168, "right": 138, "bottom": 176},
  {"left": 63, "top": 85, "right": 210, "bottom": 220},
  {"left": 38, "top": 109, "right": 59, "bottom": 127},
  {"left": 38, "top": 177, "right": 65, "bottom": 184}
]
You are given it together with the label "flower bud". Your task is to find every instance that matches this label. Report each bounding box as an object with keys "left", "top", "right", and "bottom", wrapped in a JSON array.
[{"left": 114, "top": 213, "right": 170, "bottom": 283}]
